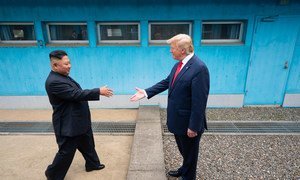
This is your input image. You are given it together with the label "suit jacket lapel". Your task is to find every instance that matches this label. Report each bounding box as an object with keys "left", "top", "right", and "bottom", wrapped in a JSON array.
[
  {"left": 168, "top": 57, "right": 195, "bottom": 95},
  {"left": 169, "top": 64, "right": 177, "bottom": 87},
  {"left": 168, "top": 63, "right": 179, "bottom": 95}
]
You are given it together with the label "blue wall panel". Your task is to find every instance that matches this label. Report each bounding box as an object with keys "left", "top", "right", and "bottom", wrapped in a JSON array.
[
  {"left": 286, "top": 29, "right": 300, "bottom": 93},
  {"left": 0, "top": 47, "right": 174, "bottom": 95},
  {"left": 0, "top": 0, "right": 300, "bottom": 104},
  {"left": 198, "top": 46, "right": 250, "bottom": 94},
  {"left": 0, "top": 45, "right": 251, "bottom": 95},
  {"left": 244, "top": 16, "right": 299, "bottom": 105},
  {"left": 0, "top": 48, "right": 50, "bottom": 95}
]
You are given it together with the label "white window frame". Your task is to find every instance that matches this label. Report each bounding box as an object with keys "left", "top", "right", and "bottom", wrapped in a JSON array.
[
  {"left": 201, "top": 21, "right": 244, "bottom": 44},
  {"left": 149, "top": 22, "right": 192, "bottom": 44},
  {"left": 0, "top": 22, "right": 36, "bottom": 44},
  {"left": 97, "top": 22, "right": 140, "bottom": 44},
  {"left": 46, "top": 22, "right": 88, "bottom": 44}
]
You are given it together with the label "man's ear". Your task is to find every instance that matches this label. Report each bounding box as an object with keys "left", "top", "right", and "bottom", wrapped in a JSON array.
[
  {"left": 51, "top": 61, "right": 58, "bottom": 70},
  {"left": 51, "top": 62, "right": 55, "bottom": 68},
  {"left": 181, "top": 48, "right": 186, "bottom": 55}
]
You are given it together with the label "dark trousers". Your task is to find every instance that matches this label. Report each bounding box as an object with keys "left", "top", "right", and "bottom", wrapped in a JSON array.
[
  {"left": 45, "top": 128, "right": 100, "bottom": 180},
  {"left": 175, "top": 132, "right": 202, "bottom": 180}
]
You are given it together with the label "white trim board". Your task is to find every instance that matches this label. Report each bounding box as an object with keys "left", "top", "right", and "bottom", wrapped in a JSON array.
[
  {"left": 0, "top": 94, "right": 246, "bottom": 109},
  {"left": 283, "top": 94, "right": 300, "bottom": 107}
]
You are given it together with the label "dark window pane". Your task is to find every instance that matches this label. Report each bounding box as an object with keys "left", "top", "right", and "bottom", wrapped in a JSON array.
[
  {"left": 49, "top": 25, "right": 88, "bottom": 41},
  {"left": 202, "top": 23, "right": 241, "bottom": 40},
  {"left": 100, "top": 24, "right": 138, "bottom": 41},
  {"left": 151, "top": 24, "right": 190, "bottom": 40},
  {"left": 0, "top": 24, "right": 35, "bottom": 41}
]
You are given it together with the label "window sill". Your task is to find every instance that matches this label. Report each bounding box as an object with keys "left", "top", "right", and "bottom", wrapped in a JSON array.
[
  {"left": 201, "top": 42, "right": 245, "bottom": 46},
  {"left": 46, "top": 43, "right": 89, "bottom": 47},
  {"left": 148, "top": 43, "right": 169, "bottom": 47},
  {"left": 98, "top": 43, "right": 141, "bottom": 46},
  {"left": 0, "top": 43, "right": 37, "bottom": 47}
]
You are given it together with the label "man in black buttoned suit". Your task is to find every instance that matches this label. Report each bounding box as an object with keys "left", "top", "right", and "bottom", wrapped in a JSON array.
[
  {"left": 45, "top": 50, "right": 113, "bottom": 180},
  {"left": 131, "top": 34, "right": 210, "bottom": 180}
]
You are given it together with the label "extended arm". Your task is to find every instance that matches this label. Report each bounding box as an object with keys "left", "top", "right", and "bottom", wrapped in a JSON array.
[
  {"left": 49, "top": 81, "right": 113, "bottom": 101},
  {"left": 130, "top": 74, "right": 171, "bottom": 102}
]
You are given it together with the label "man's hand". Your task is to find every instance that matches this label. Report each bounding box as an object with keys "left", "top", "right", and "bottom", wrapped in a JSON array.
[
  {"left": 100, "top": 85, "right": 113, "bottom": 97},
  {"left": 130, "top": 87, "right": 146, "bottom": 102},
  {"left": 187, "top": 128, "right": 197, "bottom": 138}
]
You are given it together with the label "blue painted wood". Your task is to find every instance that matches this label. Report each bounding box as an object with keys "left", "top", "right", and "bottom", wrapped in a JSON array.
[
  {"left": 87, "top": 21, "right": 97, "bottom": 47},
  {"left": 0, "top": 0, "right": 299, "bottom": 107},
  {"left": 286, "top": 24, "right": 300, "bottom": 94},
  {"left": 244, "top": 16, "right": 299, "bottom": 105},
  {"left": 199, "top": 46, "right": 250, "bottom": 94},
  {"left": 0, "top": 47, "right": 174, "bottom": 95},
  {"left": 141, "top": 20, "right": 148, "bottom": 47},
  {"left": 193, "top": 20, "right": 201, "bottom": 47},
  {"left": 34, "top": 21, "right": 45, "bottom": 48}
]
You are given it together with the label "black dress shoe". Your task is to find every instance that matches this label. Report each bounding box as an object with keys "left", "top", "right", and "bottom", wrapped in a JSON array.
[
  {"left": 45, "top": 170, "right": 52, "bottom": 180},
  {"left": 86, "top": 164, "right": 105, "bottom": 172},
  {"left": 167, "top": 170, "right": 181, "bottom": 177}
]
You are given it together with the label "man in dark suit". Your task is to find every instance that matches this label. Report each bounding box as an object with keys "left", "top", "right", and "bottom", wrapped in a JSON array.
[
  {"left": 131, "top": 34, "right": 210, "bottom": 180},
  {"left": 45, "top": 50, "right": 113, "bottom": 180}
]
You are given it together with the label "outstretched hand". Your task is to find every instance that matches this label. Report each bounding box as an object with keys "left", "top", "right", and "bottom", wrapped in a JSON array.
[
  {"left": 130, "top": 87, "right": 146, "bottom": 102},
  {"left": 100, "top": 85, "right": 113, "bottom": 97}
]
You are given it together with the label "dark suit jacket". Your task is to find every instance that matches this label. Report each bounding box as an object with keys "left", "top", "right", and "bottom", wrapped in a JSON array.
[
  {"left": 45, "top": 71, "right": 100, "bottom": 137},
  {"left": 146, "top": 55, "right": 210, "bottom": 135}
]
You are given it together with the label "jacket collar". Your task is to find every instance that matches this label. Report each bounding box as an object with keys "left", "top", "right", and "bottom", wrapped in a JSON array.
[{"left": 168, "top": 55, "right": 196, "bottom": 95}]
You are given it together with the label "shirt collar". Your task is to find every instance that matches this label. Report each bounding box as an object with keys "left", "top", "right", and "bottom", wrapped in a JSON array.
[{"left": 181, "top": 52, "right": 194, "bottom": 66}]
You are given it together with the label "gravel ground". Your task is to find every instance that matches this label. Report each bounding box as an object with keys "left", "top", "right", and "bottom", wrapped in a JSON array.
[
  {"left": 160, "top": 107, "right": 300, "bottom": 121},
  {"left": 161, "top": 107, "right": 300, "bottom": 179},
  {"left": 164, "top": 135, "right": 300, "bottom": 180}
]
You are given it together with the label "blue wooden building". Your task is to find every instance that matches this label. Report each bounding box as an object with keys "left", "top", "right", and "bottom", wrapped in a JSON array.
[{"left": 0, "top": 0, "right": 299, "bottom": 108}]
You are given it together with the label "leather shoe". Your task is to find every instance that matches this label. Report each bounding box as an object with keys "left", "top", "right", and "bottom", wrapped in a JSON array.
[
  {"left": 167, "top": 170, "right": 181, "bottom": 177},
  {"left": 45, "top": 170, "right": 52, "bottom": 180},
  {"left": 86, "top": 164, "right": 105, "bottom": 172}
]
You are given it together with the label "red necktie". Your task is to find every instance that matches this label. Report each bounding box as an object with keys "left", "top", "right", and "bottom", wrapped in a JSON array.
[{"left": 171, "top": 61, "right": 183, "bottom": 86}]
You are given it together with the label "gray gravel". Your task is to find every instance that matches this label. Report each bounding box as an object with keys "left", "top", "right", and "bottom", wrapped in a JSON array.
[
  {"left": 161, "top": 107, "right": 300, "bottom": 179},
  {"left": 164, "top": 135, "right": 300, "bottom": 180},
  {"left": 161, "top": 107, "right": 300, "bottom": 121}
]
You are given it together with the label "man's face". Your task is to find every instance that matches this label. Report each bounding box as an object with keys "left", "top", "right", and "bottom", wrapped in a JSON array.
[
  {"left": 170, "top": 43, "right": 185, "bottom": 61},
  {"left": 53, "top": 55, "right": 71, "bottom": 76}
]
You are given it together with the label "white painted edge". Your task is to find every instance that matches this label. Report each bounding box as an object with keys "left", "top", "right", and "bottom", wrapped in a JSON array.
[
  {"left": 283, "top": 94, "right": 300, "bottom": 107},
  {"left": 0, "top": 94, "right": 245, "bottom": 109}
]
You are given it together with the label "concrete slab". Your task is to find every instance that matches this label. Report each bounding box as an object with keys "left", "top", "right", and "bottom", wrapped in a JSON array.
[
  {"left": 127, "top": 106, "right": 167, "bottom": 180},
  {"left": 129, "top": 126, "right": 165, "bottom": 170},
  {"left": 137, "top": 106, "right": 161, "bottom": 122},
  {"left": 0, "top": 135, "right": 133, "bottom": 180},
  {"left": 134, "top": 122, "right": 163, "bottom": 136},
  {"left": 127, "top": 171, "right": 166, "bottom": 180}
]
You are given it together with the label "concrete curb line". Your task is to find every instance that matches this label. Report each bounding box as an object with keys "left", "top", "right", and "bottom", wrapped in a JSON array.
[{"left": 127, "top": 105, "right": 167, "bottom": 180}]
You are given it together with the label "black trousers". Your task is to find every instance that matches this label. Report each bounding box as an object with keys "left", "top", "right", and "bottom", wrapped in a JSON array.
[
  {"left": 175, "top": 132, "right": 203, "bottom": 180},
  {"left": 45, "top": 128, "right": 100, "bottom": 180}
]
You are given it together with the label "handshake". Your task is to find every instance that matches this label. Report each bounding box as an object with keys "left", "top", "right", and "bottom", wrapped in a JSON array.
[{"left": 100, "top": 86, "right": 145, "bottom": 102}]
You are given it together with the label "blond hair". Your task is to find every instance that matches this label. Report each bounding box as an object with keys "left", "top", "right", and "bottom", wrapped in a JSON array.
[{"left": 167, "top": 34, "right": 194, "bottom": 55}]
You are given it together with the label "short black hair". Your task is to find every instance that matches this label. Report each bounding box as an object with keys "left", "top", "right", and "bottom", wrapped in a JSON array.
[{"left": 49, "top": 50, "right": 68, "bottom": 60}]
